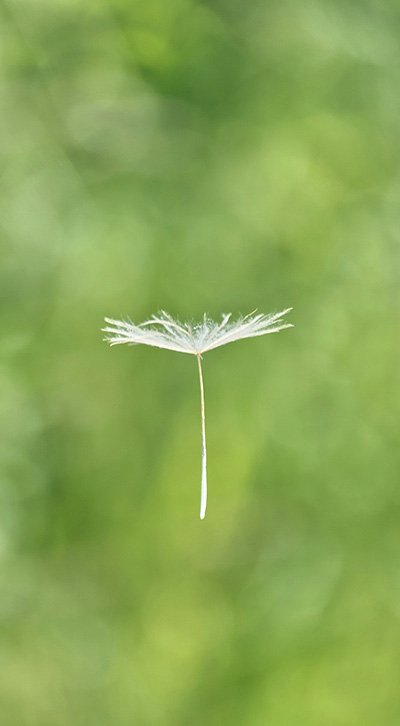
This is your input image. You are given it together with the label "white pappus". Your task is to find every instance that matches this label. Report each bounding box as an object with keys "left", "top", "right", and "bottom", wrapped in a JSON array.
[{"left": 103, "top": 308, "right": 293, "bottom": 519}]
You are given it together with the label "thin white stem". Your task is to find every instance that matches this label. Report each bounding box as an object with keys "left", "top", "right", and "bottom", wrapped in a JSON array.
[{"left": 196, "top": 354, "right": 207, "bottom": 520}]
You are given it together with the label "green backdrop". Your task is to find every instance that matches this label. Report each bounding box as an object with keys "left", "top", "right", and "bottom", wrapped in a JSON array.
[{"left": 1, "top": 0, "right": 400, "bottom": 723}]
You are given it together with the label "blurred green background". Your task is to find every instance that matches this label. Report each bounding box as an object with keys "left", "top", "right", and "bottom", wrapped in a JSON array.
[{"left": 1, "top": 0, "right": 400, "bottom": 723}]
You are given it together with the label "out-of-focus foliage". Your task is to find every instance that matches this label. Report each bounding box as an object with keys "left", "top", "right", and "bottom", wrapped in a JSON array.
[{"left": 1, "top": 0, "right": 400, "bottom": 723}]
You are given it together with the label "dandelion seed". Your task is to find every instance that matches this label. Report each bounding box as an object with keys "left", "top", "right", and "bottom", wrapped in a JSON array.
[{"left": 103, "top": 308, "right": 293, "bottom": 519}]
